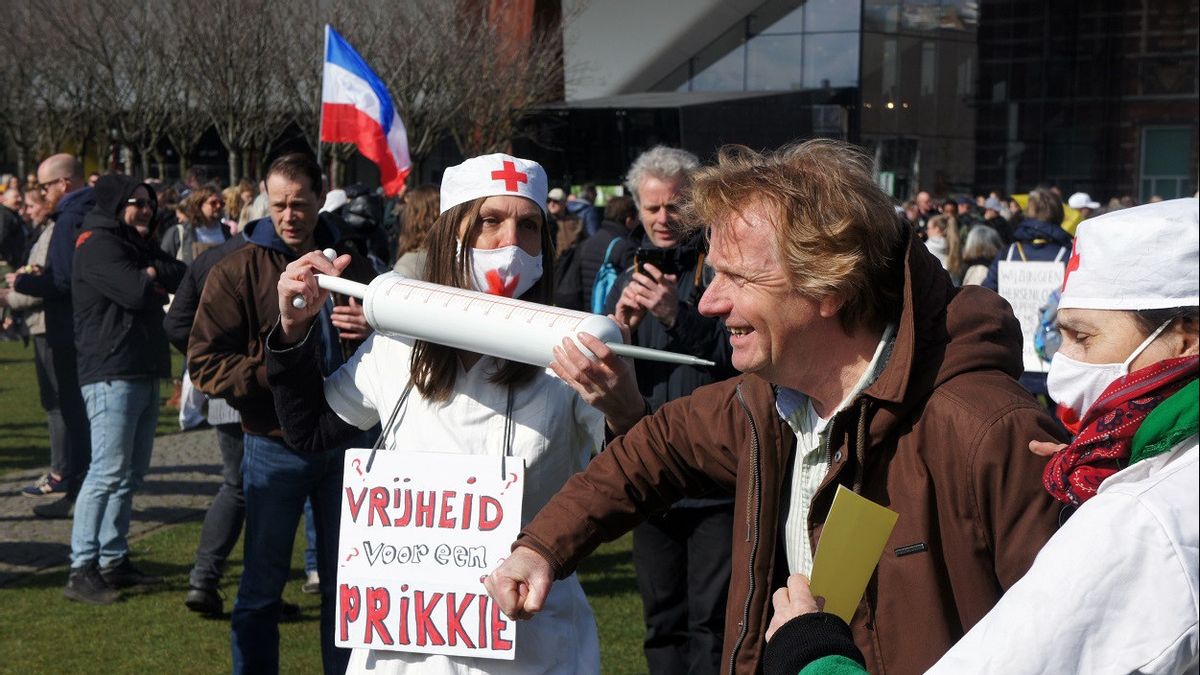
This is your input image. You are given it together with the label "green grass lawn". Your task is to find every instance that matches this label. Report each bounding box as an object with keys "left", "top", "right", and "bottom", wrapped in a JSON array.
[
  {"left": 0, "top": 341, "right": 181, "bottom": 478},
  {"left": 0, "top": 341, "right": 649, "bottom": 673}
]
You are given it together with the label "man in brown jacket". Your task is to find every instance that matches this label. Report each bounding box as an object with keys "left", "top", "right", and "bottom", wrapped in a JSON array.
[
  {"left": 188, "top": 153, "right": 375, "bottom": 675},
  {"left": 486, "top": 141, "right": 1068, "bottom": 675}
]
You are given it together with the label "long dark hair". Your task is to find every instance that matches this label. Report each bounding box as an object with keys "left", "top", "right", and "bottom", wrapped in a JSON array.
[{"left": 409, "top": 196, "right": 555, "bottom": 401}]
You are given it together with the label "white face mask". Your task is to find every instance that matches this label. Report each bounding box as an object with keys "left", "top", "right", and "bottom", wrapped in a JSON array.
[
  {"left": 1047, "top": 319, "right": 1172, "bottom": 421},
  {"left": 464, "top": 243, "right": 543, "bottom": 298}
]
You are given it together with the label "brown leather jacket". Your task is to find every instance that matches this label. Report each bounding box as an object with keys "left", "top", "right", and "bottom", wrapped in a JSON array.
[
  {"left": 517, "top": 235, "right": 1067, "bottom": 675},
  {"left": 188, "top": 218, "right": 376, "bottom": 437}
]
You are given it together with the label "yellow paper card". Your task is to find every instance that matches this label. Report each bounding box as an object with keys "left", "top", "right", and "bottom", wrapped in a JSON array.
[{"left": 808, "top": 485, "right": 899, "bottom": 623}]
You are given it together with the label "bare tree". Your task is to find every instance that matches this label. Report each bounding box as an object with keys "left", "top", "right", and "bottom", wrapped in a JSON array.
[{"left": 447, "top": 4, "right": 567, "bottom": 157}]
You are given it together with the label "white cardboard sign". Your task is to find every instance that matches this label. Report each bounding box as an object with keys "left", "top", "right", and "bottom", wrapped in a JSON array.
[
  {"left": 335, "top": 449, "right": 525, "bottom": 660},
  {"left": 998, "top": 260, "right": 1065, "bottom": 373}
]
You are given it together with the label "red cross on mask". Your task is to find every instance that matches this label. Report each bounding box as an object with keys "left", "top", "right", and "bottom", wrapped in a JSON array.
[{"left": 491, "top": 161, "right": 528, "bottom": 192}]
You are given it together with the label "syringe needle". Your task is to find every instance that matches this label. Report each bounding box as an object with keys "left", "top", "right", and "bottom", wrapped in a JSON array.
[{"left": 605, "top": 342, "right": 716, "bottom": 368}]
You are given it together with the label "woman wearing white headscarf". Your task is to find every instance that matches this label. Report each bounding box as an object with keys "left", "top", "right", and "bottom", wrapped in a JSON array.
[{"left": 763, "top": 198, "right": 1199, "bottom": 675}]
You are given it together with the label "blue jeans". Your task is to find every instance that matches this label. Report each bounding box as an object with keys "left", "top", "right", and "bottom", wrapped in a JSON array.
[
  {"left": 69, "top": 378, "right": 159, "bottom": 568},
  {"left": 304, "top": 497, "right": 319, "bottom": 574},
  {"left": 231, "top": 433, "right": 353, "bottom": 675}
]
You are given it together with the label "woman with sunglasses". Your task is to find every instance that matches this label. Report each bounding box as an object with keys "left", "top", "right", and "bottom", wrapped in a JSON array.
[{"left": 761, "top": 198, "right": 1198, "bottom": 675}]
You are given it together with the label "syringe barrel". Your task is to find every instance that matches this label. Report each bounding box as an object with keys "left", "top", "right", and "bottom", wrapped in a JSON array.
[{"left": 361, "top": 272, "right": 622, "bottom": 368}]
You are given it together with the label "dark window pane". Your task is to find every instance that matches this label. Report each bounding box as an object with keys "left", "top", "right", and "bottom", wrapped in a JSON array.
[
  {"left": 692, "top": 45, "right": 746, "bottom": 91},
  {"left": 804, "top": 0, "right": 861, "bottom": 32},
  {"left": 901, "top": 0, "right": 942, "bottom": 33},
  {"left": 803, "top": 32, "right": 860, "bottom": 87},
  {"left": 864, "top": 0, "right": 900, "bottom": 32},
  {"left": 748, "top": 35, "right": 804, "bottom": 90},
  {"left": 1143, "top": 127, "right": 1192, "bottom": 176}
]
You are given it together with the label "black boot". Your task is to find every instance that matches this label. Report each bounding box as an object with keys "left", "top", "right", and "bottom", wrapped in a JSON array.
[{"left": 64, "top": 563, "right": 119, "bottom": 605}]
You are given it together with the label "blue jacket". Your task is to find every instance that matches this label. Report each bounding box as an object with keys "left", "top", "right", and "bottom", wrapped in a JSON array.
[
  {"left": 13, "top": 187, "right": 95, "bottom": 349},
  {"left": 566, "top": 200, "right": 601, "bottom": 237},
  {"left": 981, "top": 219, "right": 1073, "bottom": 291}
]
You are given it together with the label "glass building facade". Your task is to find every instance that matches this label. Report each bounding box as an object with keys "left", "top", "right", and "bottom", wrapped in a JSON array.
[{"left": 545, "top": 0, "right": 1196, "bottom": 200}]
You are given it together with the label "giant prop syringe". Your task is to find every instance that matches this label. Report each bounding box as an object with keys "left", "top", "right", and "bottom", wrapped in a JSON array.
[{"left": 295, "top": 263, "right": 715, "bottom": 368}]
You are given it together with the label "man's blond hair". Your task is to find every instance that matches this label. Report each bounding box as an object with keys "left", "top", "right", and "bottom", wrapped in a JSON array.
[{"left": 686, "top": 139, "right": 904, "bottom": 334}]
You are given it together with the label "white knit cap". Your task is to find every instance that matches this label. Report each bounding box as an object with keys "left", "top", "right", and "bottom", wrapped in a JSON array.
[
  {"left": 439, "top": 153, "right": 548, "bottom": 217},
  {"left": 1059, "top": 197, "right": 1199, "bottom": 311}
]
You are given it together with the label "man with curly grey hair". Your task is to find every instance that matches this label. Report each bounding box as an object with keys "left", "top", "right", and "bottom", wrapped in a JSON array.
[
  {"left": 607, "top": 145, "right": 736, "bottom": 675},
  {"left": 624, "top": 145, "right": 700, "bottom": 247}
]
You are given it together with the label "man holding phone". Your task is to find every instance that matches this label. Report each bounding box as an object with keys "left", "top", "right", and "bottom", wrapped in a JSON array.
[{"left": 607, "top": 146, "right": 736, "bottom": 675}]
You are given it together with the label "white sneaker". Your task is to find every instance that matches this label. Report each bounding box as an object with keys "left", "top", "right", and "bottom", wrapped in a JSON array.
[{"left": 302, "top": 570, "right": 320, "bottom": 594}]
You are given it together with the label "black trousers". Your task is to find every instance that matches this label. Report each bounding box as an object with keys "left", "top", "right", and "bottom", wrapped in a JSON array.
[
  {"left": 632, "top": 503, "right": 733, "bottom": 675},
  {"left": 189, "top": 423, "right": 246, "bottom": 589},
  {"left": 32, "top": 334, "right": 91, "bottom": 495}
]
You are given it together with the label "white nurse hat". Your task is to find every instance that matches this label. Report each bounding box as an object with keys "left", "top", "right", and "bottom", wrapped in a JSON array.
[
  {"left": 1059, "top": 197, "right": 1199, "bottom": 311},
  {"left": 439, "top": 153, "right": 548, "bottom": 217}
]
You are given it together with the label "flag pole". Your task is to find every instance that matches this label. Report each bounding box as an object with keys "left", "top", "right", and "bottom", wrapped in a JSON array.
[{"left": 316, "top": 25, "right": 328, "bottom": 172}]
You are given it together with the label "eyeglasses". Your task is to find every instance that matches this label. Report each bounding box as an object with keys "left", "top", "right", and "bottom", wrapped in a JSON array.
[
  {"left": 37, "top": 176, "right": 67, "bottom": 193},
  {"left": 126, "top": 198, "right": 153, "bottom": 209},
  {"left": 206, "top": 199, "right": 224, "bottom": 207}
]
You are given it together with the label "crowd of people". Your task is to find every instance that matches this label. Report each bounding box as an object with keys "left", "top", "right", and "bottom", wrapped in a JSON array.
[{"left": 0, "top": 141, "right": 1195, "bottom": 675}]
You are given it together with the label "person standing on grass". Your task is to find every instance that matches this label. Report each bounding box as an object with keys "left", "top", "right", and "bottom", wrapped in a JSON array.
[
  {"left": 10, "top": 154, "right": 95, "bottom": 519},
  {"left": 63, "top": 175, "right": 186, "bottom": 604},
  {"left": 605, "top": 146, "right": 737, "bottom": 675},
  {"left": 188, "top": 153, "right": 376, "bottom": 675}
]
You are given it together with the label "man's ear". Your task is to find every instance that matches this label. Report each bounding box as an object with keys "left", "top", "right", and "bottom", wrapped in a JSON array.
[{"left": 818, "top": 295, "right": 844, "bottom": 319}]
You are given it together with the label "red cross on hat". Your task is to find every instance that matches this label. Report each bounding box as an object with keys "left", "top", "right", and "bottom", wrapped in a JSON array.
[{"left": 491, "top": 160, "right": 528, "bottom": 192}]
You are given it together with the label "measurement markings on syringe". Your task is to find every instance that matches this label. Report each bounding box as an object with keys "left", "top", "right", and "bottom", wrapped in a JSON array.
[{"left": 385, "top": 279, "right": 598, "bottom": 330}]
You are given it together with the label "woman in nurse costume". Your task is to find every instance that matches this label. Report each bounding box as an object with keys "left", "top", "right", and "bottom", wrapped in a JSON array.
[{"left": 266, "top": 154, "right": 646, "bottom": 674}]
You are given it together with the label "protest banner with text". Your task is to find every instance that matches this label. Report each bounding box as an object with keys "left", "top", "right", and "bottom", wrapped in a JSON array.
[
  {"left": 998, "top": 260, "right": 1065, "bottom": 373},
  {"left": 336, "top": 449, "right": 525, "bottom": 660}
]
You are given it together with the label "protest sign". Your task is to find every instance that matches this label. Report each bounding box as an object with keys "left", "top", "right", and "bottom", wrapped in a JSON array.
[
  {"left": 336, "top": 449, "right": 525, "bottom": 660},
  {"left": 998, "top": 260, "right": 1065, "bottom": 373}
]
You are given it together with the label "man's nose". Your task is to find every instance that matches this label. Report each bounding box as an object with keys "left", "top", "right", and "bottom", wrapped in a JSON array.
[{"left": 697, "top": 277, "right": 726, "bottom": 317}]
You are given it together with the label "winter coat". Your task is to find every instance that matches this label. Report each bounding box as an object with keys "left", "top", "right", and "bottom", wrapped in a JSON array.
[
  {"left": 516, "top": 232, "right": 1066, "bottom": 675},
  {"left": 160, "top": 219, "right": 230, "bottom": 265},
  {"left": 12, "top": 187, "right": 94, "bottom": 349},
  {"left": 188, "top": 215, "right": 376, "bottom": 437},
  {"left": 566, "top": 199, "right": 601, "bottom": 237},
  {"left": 163, "top": 225, "right": 254, "bottom": 355},
  {"left": 576, "top": 219, "right": 638, "bottom": 311},
  {"left": 981, "top": 218, "right": 1073, "bottom": 291},
  {"left": 72, "top": 175, "right": 186, "bottom": 385},
  {"left": 5, "top": 222, "right": 53, "bottom": 334}
]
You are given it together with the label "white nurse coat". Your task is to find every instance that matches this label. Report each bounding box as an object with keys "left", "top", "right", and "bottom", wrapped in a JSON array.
[
  {"left": 928, "top": 437, "right": 1199, "bottom": 675},
  {"left": 324, "top": 333, "right": 604, "bottom": 675}
]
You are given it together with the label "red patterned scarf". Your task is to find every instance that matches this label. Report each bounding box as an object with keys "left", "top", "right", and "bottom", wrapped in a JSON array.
[{"left": 1044, "top": 355, "right": 1199, "bottom": 506}]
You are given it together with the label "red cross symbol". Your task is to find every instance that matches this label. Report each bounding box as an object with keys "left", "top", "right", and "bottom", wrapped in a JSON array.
[
  {"left": 491, "top": 161, "right": 528, "bottom": 192},
  {"left": 1062, "top": 240, "right": 1081, "bottom": 291}
]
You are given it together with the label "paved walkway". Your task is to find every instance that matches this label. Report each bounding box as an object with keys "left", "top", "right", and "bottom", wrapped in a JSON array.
[{"left": 0, "top": 427, "right": 221, "bottom": 587}]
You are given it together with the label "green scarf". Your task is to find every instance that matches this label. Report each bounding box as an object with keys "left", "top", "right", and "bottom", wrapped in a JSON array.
[{"left": 1130, "top": 379, "right": 1199, "bottom": 466}]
